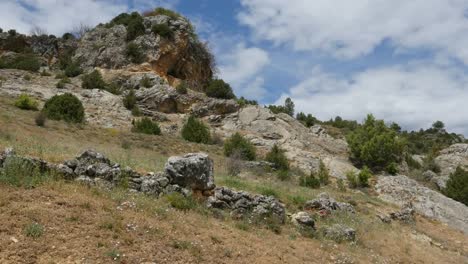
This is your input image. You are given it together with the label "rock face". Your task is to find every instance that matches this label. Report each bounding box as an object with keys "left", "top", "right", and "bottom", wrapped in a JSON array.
[
  {"left": 304, "top": 192, "right": 355, "bottom": 215},
  {"left": 434, "top": 144, "right": 468, "bottom": 188},
  {"left": 165, "top": 153, "right": 215, "bottom": 192},
  {"left": 206, "top": 187, "right": 286, "bottom": 223},
  {"left": 291, "top": 212, "right": 315, "bottom": 230},
  {"left": 74, "top": 14, "right": 213, "bottom": 90},
  {"left": 219, "top": 106, "right": 357, "bottom": 178},
  {"left": 376, "top": 175, "right": 468, "bottom": 234}
]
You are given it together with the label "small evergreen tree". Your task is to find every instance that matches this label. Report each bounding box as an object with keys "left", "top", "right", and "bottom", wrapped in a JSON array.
[
  {"left": 317, "top": 160, "right": 330, "bottom": 185},
  {"left": 181, "top": 116, "right": 211, "bottom": 144},
  {"left": 123, "top": 89, "right": 137, "bottom": 110},
  {"left": 132, "top": 117, "right": 161, "bottom": 135},
  {"left": 299, "top": 173, "right": 320, "bottom": 189},
  {"left": 81, "top": 70, "right": 106, "bottom": 89},
  {"left": 42, "top": 93, "right": 84, "bottom": 123},
  {"left": 205, "top": 79, "right": 236, "bottom": 99},
  {"left": 265, "top": 144, "right": 289, "bottom": 171},
  {"left": 224, "top": 133, "right": 256, "bottom": 161},
  {"left": 444, "top": 167, "right": 468, "bottom": 206}
]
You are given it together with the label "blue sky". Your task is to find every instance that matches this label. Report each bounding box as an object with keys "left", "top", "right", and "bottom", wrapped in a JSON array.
[{"left": 2, "top": 0, "right": 468, "bottom": 135}]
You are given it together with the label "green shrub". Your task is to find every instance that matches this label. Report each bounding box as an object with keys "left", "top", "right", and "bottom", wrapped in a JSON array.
[
  {"left": 181, "top": 116, "right": 211, "bottom": 144},
  {"left": 108, "top": 12, "right": 145, "bottom": 41},
  {"left": 443, "top": 167, "right": 468, "bottom": 206},
  {"left": 42, "top": 93, "right": 85, "bottom": 123},
  {"left": 296, "top": 112, "right": 318, "bottom": 127},
  {"left": 299, "top": 173, "right": 320, "bottom": 188},
  {"left": 385, "top": 162, "right": 398, "bottom": 175},
  {"left": 143, "top": 7, "right": 181, "bottom": 19},
  {"left": 132, "top": 117, "right": 161, "bottom": 135},
  {"left": 166, "top": 193, "right": 196, "bottom": 210},
  {"left": 123, "top": 89, "right": 137, "bottom": 110},
  {"left": 64, "top": 61, "right": 83, "bottom": 77},
  {"left": 152, "top": 24, "right": 173, "bottom": 38},
  {"left": 265, "top": 144, "right": 289, "bottom": 171},
  {"left": 125, "top": 42, "right": 145, "bottom": 64},
  {"left": 24, "top": 222, "right": 44, "bottom": 238},
  {"left": 405, "top": 154, "right": 422, "bottom": 169},
  {"left": 318, "top": 160, "right": 330, "bottom": 185},
  {"left": 337, "top": 179, "right": 346, "bottom": 192},
  {"left": 14, "top": 94, "right": 38, "bottom": 111},
  {"left": 346, "top": 114, "right": 405, "bottom": 171},
  {"left": 346, "top": 171, "right": 359, "bottom": 188},
  {"left": 139, "top": 75, "right": 152, "bottom": 88},
  {"left": 62, "top": 32, "right": 75, "bottom": 40},
  {"left": 56, "top": 77, "right": 70, "bottom": 88},
  {"left": 267, "top": 97, "right": 295, "bottom": 116},
  {"left": 258, "top": 187, "right": 279, "bottom": 198},
  {"left": 81, "top": 70, "right": 106, "bottom": 89},
  {"left": 224, "top": 133, "right": 256, "bottom": 161},
  {"left": 40, "top": 69, "right": 51, "bottom": 76},
  {"left": 277, "top": 170, "right": 290, "bottom": 181},
  {"left": 0, "top": 156, "right": 47, "bottom": 188},
  {"left": 237, "top": 96, "right": 258, "bottom": 107},
  {"left": 346, "top": 167, "right": 372, "bottom": 188},
  {"left": 0, "top": 54, "right": 41, "bottom": 72},
  {"left": 105, "top": 82, "right": 122, "bottom": 95},
  {"left": 131, "top": 105, "right": 142, "bottom": 116},
  {"left": 176, "top": 81, "right": 188, "bottom": 94},
  {"left": 205, "top": 79, "right": 236, "bottom": 99}
]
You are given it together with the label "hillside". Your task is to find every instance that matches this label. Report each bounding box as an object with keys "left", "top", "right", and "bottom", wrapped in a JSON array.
[{"left": 0, "top": 7, "right": 467, "bottom": 264}]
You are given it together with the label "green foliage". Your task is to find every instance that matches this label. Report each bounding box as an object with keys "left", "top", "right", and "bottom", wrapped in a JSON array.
[
  {"left": 401, "top": 124, "right": 464, "bottom": 155},
  {"left": 40, "top": 69, "right": 51, "bottom": 76},
  {"left": 64, "top": 61, "right": 83, "bottom": 77},
  {"left": 405, "top": 154, "right": 422, "bottom": 170},
  {"left": 346, "top": 114, "right": 405, "bottom": 171},
  {"left": 258, "top": 187, "right": 279, "bottom": 198},
  {"left": 276, "top": 170, "right": 290, "bottom": 181},
  {"left": 2, "top": 34, "right": 30, "bottom": 53},
  {"left": 443, "top": 167, "right": 468, "bottom": 206},
  {"left": 14, "top": 94, "right": 38, "bottom": 111},
  {"left": 56, "top": 77, "right": 71, "bottom": 88},
  {"left": 42, "top": 93, "right": 85, "bottom": 123},
  {"left": 0, "top": 54, "right": 41, "bottom": 72},
  {"left": 181, "top": 116, "right": 211, "bottom": 144},
  {"left": 81, "top": 70, "right": 107, "bottom": 90},
  {"left": 265, "top": 144, "right": 289, "bottom": 171},
  {"left": 299, "top": 173, "right": 320, "bottom": 189},
  {"left": 24, "top": 222, "right": 44, "bottom": 238},
  {"left": 139, "top": 75, "right": 152, "bottom": 88},
  {"left": 318, "top": 160, "right": 330, "bottom": 185},
  {"left": 237, "top": 96, "right": 258, "bottom": 107},
  {"left": 337, "top": 179, "right": 346, "bottom": 192},
  {"left": 62, "top": 32, "right": 75, "bottom": 40},
  {"left": 105, "top": 82, "right": 122, "bottom": 95},
  {"left": 296, "top": 112, "right": 318, "bottom": 127},
  {"left": 176, "top": 81, "right": 188, "bottom": 94},
  {"left": 125, "top": 42, "right": 146, "bottom": 63},
  {"left": 432, "top": 120, "right": 445, "bottom": 130},
  {"left": 0, "top": 156, "right": 48, "bottom": 188},
  {"left": 223, "top": 133, "right": 256, "bottom": 161},
  {"left": 205, "top": 79, "right": 236, "bottom": 99},
  {"left": 346, "top": 167, "right": 372, "bottom": 188},
  {"left": 267, "top": 97, "right": 294, "bottom": 116},
  {"left": 152, "top": 24, "right": 173, "bottom": 38},
  {"left": 385, "top": 162, "right": 398, "bottom": 175},
  {"left": 144, "top": 7, "right": 182, "bottom": 19},
  {"left": 108, "top": 12, "right": 145, "bottom": 41},
  {"left": 166, "top": 193, "right": 196, "bottom": 210},
  {"left": 132, "top": 117, "right": 161, "bottom": 135},
  {"left": 123, "top": 89, "right": 137, "bottom": 110}
]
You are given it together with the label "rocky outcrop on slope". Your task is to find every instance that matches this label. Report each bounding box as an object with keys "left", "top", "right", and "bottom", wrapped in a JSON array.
[
  {"left": 304, "top": 192, "right": 355, "bottom": 215},
  {"left": 165, "top": 153, "right": 215, "bottom": 192},
  {"left": 74, "top": 14, "right": 213, "bottom": 90},
  {"left": 376, "top": 175, "right": 468, "bottom": 234},
  {"left": 218, "top": 106, "right": 357, "bottom": 177},
  {"left": 433, "top": 144, "right": 468, "bottom": 189}
]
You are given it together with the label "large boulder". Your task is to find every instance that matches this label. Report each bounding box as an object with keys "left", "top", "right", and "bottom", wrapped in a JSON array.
[
  {"left": 165, "top": 153, "right": 215, "bottom": 192},
  {"left": 206, "top": 187, "right": 286, "bottom": 223},
  {"left": 376, "top": 175, "right": 468, "bottom": 234}
]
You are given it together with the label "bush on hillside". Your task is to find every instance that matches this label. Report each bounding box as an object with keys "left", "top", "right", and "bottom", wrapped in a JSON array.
[
  {"left": 265, "top": 144, "right": 289, "bottom": 171},
  {"left": 0, "top": 54, "right": 41, "bottom": 72},
  {"left": 205, "top": 79, "right": 236, "bottom": 99},
  {"left": 296, "top": 112, "right": 318, "bottom": 127},
  {"left": 107, "top": 12, "right": 145, "bottom": 41},
  {"left": 64, "top": 61, "right": 83, "bottom": 77},
  {"left": 299, "top": 173, "right": 320, "bottom": 189},
  {"left": 267, "top": 97, "right": 295, "bottom": 117},
  {"left": 224, "top": 133, "right": 256, "bottom": 161},
  {"left": 443, "top": 167, "right": 468, "bottom": 206},
  {"left": 143, "top": 7, "right": 181, "bottom": 19},
  {"left": 346, "top": 167, "right": 372, "bottom": 188},
  {"left": 125, "top": 42, "right": 146, "bottom": 64},
  {"left": 176, "top": 81, "right": 188, "bottom": 94},
  {"left": 237, "top": 96, "right": 258, "bottom": 107},
  {"left": 318, "top": 160, "right": 330, "bottom": 185},
  {"left": 14, "top": 94, "right": 39, "bottom": 111},
  {"left": 35, "top": 112, "right": 47, "bottom": 127},
  {"left": 123, "top": 89, "right": 137, "bottom": 110},
  {"left": 152, "top": 24, "right": 173, "bottom": 38},
  {"left": 181, "top": 116, "right": 211, "bottom": 144},
  {"left": 42, "top": 93, "right": 84, "bottom": 123},
  {"left": 132, "top": 117, "right": 161, "bottom": 135},
  {"left": 346, "top": 114, "right": 405, "bottom": 171},
  {"left": 139, "top": 75, "right": 152, "bottom": 88},
  {"left": 81, "top": 70, "right": 107, "bottom": 90}
]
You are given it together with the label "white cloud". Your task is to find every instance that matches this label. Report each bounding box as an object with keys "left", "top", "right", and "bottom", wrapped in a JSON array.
[
  {"left": 277, "top": 62, "right": 468, "bottom": 135},
  {"left": 218, "top": 44, "right": 270, "bottom": 99},
  {"left": 239, "top": 0, "right": 468, "bottom": 64},
  {"left": 0, "top": 0, "right": 178, "bottom": 35}
]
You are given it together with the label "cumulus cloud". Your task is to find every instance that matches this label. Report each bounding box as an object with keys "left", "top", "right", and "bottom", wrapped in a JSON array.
[
  {"left": 277, "top": 61, "right": 468, "bottom": 135},
  {"left": 0, "top": 0, "right": 178, "bottom": 35},
  {"left": 239, "top": 0, "right": 468, "bottom": 63},
  {"left": 218, "top": 44, "right": 270, "bottom": 99}
]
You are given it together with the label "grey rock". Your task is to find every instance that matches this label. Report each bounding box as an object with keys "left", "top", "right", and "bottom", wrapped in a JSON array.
[
  {"left": 434, "top": 144, "right": 468, "bottom": 187},
  {"left": 389, "top": 203, "right": 415, "bottom": 222},
  {"left": 291, "top": 212, "right": 315, "bottom": 229},
  {"left": 323, "top": 224, "right": 356, "bottom": 242},
  {"left": 304, "top": 192, "right": 355, "bottom": 214},
  {"left": 165, "top": 153, "right": 215, "bottom": 191},
  {"left": 376, "top": 175, "right": 468, "bottom": 234},
  {"left": 422, "top": 170, "right": 437, "bottom": 181}
]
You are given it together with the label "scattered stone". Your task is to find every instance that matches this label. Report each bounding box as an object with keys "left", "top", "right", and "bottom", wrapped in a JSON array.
[
  {"left": 376, "top": 214, "right": 392, "bottom": 224},
  {"left": 165, "top": 153, "right": 215, "bottom": 192},
  {"left": 389, "top": 203, "right": 415, "bottom": 222},
  {"left": 206, "top": 187, "right": 286, "bottom": 223},
  {"left": 291, "top": 212, "right": 315, "bottom": 229},
  {"left": 304, "top": 193, "right": 355, "bottom": 215},
  {"left": 323, "top": 224, "right": 356, "bottom": 242}
]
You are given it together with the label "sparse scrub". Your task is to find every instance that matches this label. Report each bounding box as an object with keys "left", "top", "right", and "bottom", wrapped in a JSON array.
[
  {"left": 81, "top": 70, "right": 107, "bottom": 90},
  {"left": 56, "top": 77, "right": 71, "bottom": 88},
  {"left": 0, "top": 156, "right": 47, "bottom": 188},
  {"left": 205, "top": 79, "right": 236, "bottom": 99},
  {"left": 143, "top": 7, "right": 181, "bottom": 19},
  {"left": 443, "top": 167, "right": 468, "bottom": 206},
  {"left": 237, "top": 96, "right": 258, "bottom": 107},
  {"left": 317, "top": 160, "right": 330, "bottom": 185},
  {"left": 166, "top": 193, "right": 196, "bottom": 210},
  {"left": 265, "top": 144, "right": 289, "bottom": 171},
  {"left": 152, "top": 24, "right": 173, "bottom": 38},
  {"left": 42, "top": 93, "right": 85, "bottom": 123},
  {"left": 64, "top": 61, "right": 83, "bottom": 77},
  {"left": 40, "top": 69, "right": 51, "bottom": 76},
  {"left": 132, "top": 117, "right": 161, "bottom": 135},
  {"left": 181, "top": 116, "right": 211, "bottom": 144},
  {"left": 346, "top": 167, "right": 372, "bottom": 188},
  {"left": 24, "top": 222, "right": 44, "bottom": 238},
  {"left": 299, "top": 172, "right": 320, "bottom": 188},
  {"left": 223, "top": 133, "right": 256, "bottom": 161},
  {"left": 35, "top": 112, "right": 47, "bottom": 127},
  {"left": 108, "top": 12, "right": 145, "bottom": 41},
  {"left": 226, "top": 151, "right": 243, "bottom": 177},
  {"left": 125, "top": 42, "right": 145, "bottom": 63},
  {"left": 0, "top": 54, "right": 41, "bottom": 72},
  {"left": 139, "top": 75, "right": 152, "bottom": 88},
  {"left": 14, "top": 94, "right": 38, "bottom": 111},
  {"left": 123, "top": 89, "right": 137, "bottom": 110}
]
